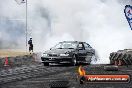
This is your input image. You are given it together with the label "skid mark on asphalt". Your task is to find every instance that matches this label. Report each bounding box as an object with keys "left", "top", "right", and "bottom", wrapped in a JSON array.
[
  {"left": 1, "top": 65, "right": 132, "bottom": 88},
  {"left": 0, "top": 64, "right": 77, "bottom": 87}
]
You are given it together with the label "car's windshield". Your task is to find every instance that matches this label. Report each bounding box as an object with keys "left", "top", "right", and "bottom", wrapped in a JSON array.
[{"left": 53, "top": 42, "right": 77, "bottom": 49}]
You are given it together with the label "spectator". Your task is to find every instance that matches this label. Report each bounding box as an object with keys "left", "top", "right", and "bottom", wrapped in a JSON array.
[{"left": 28, "top": 38, "right": 33, "bottom": 54}]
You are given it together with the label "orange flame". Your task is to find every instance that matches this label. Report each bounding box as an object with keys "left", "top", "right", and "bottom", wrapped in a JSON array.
[{"left": 78, "top": 66, "right": 86, "bottom": 76}]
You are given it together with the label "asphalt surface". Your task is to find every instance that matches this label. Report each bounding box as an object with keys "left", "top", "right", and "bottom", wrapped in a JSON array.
[{"left": 0, "top": 64, "right": 132, "bottom": 88}]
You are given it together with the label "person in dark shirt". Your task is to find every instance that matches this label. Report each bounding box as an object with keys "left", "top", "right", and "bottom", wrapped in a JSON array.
[{"left": 28, "top": 38, "right": 33, "bottom": 54}]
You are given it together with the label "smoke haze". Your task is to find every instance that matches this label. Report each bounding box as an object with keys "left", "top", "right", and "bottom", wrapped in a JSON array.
[{"left": 0, "top": 0, "right": 132, "bottom": 64}]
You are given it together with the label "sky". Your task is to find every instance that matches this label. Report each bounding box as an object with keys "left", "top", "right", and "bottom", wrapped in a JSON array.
[{"left": 0, "top": 0, "right": 132, "bottom": 64}]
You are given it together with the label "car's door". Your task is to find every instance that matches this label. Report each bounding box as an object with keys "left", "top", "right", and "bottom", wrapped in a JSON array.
[
  {"left": 83, "top": 42, "right": 94, "bottom": 55},
  {"left": 83, "top": 42, "right": 94, "bottom": 62},
  {"left": 77, "top": 42, "right": 87, "bottom": 62}
]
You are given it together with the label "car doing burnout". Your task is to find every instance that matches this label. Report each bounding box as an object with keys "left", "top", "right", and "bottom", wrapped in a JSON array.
[{"left": 41, "top": 41, "right": 95, "bottom": 66}]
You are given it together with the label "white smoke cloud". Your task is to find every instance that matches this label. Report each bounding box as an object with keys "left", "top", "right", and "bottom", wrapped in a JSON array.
[{"left": 0, "top": 0, "right": 132, "bottom": 64}]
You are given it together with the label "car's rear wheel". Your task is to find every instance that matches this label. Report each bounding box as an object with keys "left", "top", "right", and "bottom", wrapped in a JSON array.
[
  {"left": 43, "top": 62, "right": 49, "bottom": 66},
  {"left": 71, "top": 55, "right": 77, "bottom": 66},
  {"left": 87, "top": 55, "right": 95, "bottom": 64}
]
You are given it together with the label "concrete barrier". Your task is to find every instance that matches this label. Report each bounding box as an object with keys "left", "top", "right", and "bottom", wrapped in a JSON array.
[{"left": 0, "top": 53, "right": 40, "bottom": 68}]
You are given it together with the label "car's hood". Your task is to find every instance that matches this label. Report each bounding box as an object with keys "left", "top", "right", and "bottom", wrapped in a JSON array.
[{"left": 44, "top": 49, "right": 75, "bottom": 54}]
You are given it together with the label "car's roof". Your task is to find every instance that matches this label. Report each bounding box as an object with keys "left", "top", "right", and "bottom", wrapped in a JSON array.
[{"left": 60, "top": 41, "right": 84, "bottom": 43}]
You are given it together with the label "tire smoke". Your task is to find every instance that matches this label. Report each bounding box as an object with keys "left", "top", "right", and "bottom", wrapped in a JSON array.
[{"left": 0, "top": 0, "right": 132, "bottom": 64}]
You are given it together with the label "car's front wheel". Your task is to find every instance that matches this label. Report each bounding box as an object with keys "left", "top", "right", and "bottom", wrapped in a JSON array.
[
  {"left": 71, "top": 55, "right": 77, "bottom": 66},
  {"left": 43, "top": 62, "right": 49, "bottom": 66}
]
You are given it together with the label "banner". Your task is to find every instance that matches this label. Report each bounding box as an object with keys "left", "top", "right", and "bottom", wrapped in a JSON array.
[{"left": 124, "top": 5, "right": 132, "bottom": 30}]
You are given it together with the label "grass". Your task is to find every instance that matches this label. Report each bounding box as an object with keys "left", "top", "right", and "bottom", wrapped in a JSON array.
[{"left": 0, "top": 49, "right": 30, "bottom": 57}]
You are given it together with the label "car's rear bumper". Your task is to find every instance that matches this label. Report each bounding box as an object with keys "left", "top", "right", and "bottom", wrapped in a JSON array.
[{"left": 41, "top": 57, "right": 72, "bottom": 63}]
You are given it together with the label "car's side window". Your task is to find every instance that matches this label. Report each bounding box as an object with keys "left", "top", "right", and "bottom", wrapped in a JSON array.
[
  {"left": 84, "top": 43, "right": 91, "bottom": 49},
  {"left": 78, "top": 43, "right": 84, "bottom": 50}
]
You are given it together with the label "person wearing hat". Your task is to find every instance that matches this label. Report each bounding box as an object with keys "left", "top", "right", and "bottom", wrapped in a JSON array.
[{"left": 28, "top": 38, "right": 33, "bottom": 54}]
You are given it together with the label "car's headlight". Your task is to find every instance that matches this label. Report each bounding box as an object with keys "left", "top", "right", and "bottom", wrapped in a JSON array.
[
  {"left": 60, "top": 54, "right": 69, "bottom": 56},
  {"left": 42, "top": 53, "right": 48, "bottom": 57}
]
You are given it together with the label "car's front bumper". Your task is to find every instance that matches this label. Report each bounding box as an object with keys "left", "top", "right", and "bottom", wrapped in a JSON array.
[{"left": 41, "top": 56, "right": 73, "bottom": 64}]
